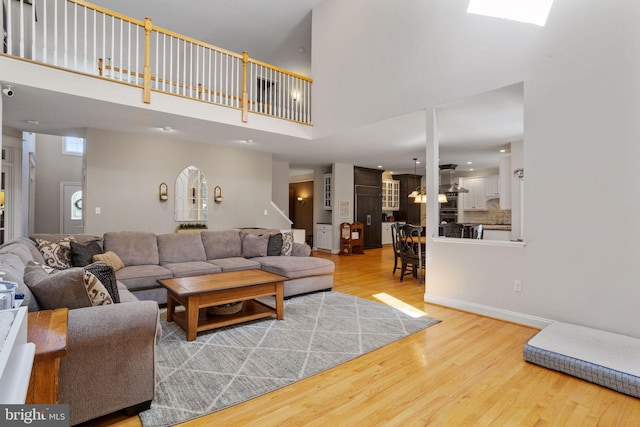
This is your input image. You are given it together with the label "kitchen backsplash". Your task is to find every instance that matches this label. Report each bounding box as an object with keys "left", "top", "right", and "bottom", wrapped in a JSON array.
[{"left": 463, "top": 198, "right": 511, "bottom": 224}]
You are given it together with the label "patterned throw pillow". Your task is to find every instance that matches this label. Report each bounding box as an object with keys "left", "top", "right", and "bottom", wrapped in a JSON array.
[
  {"left": 281, "top": 231, "right": 294, "bottom": 256},
  {"left": 36, "top": 236, "right": 76, "bottom": 270},
  {"left": 82, "top": 269, "right": 114, "bottom": 306},
  {"left": 84, "top": 262, "right": 120, "bottom": 303},
  {"left": 92, "top": 251, "right": 125, "bottom": 271}
]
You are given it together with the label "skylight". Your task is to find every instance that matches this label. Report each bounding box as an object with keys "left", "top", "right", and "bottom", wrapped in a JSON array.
[{"left": 467, "top": 0, "right": 554, "bottom": 27}]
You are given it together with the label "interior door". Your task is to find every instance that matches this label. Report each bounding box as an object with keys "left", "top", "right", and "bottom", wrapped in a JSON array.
[
  {"left": 62, "top": 183, "right": 83, "bottom": 234},
  {"left": 356, "top": 191, "right": 382, "bottom": 249}
]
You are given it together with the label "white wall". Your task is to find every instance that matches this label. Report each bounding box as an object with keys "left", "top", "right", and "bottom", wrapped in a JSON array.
[
  {"left": 84, "top": 128, "right": 291, "bottom": 236},
  {"left": 33, "top": 134, "right": 83, "bottom": 233},
  {"left": 271, "top": 160, "right": 290, "bottom": 217},
  {"left": 313, "top": 0, "right": 640, "bottom": 337}
]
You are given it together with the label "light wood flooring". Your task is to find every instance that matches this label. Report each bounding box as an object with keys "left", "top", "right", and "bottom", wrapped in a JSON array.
[{"left": 84, "top": 247, "right": 640, "bottom": 427}]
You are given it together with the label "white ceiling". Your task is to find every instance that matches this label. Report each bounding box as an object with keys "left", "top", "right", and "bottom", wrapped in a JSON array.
[{"left": 1, "top": 1, "right": 524, "bottom": 177}]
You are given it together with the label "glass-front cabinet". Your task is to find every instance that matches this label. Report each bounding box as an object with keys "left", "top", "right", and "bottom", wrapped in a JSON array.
[
  {"left": 382, "top": 179, "right": 400, "bottom": 211},
  {"left": 323, "top": 173, "right": 332, "bottom": 210}
]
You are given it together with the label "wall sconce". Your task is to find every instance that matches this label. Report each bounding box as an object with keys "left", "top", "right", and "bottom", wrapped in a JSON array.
[
  {"left": 159, "top": 183, "right": 168, "bottom": 201},
  {"left": 291, "top": 90, "right": 301, "bottom": 102},
  {"left": 214, "top": 186, "right": 223, "bottom": 203},
  {"left": 297, "top": 196, "right": 305, "bottom": 205}
]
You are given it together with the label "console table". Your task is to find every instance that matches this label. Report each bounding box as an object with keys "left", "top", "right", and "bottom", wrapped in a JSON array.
[{"left": 26, "top": 308, "right": 68, "bottom": 404}]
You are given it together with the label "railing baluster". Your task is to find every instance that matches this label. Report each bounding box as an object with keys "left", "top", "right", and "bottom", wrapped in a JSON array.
[
  {"left": 42, "top": 0, "right": 48, "bottom": 63},
  {"left": 6, "top": 0, "right": 12, "bottom": 56},
  {"left": 154, "top": 31, "right": 159, "bottom": 89},
  {"left": 31, "top": 0, "right": 36, "bottom": 60},
  {"left": 83, "top": 6, "right": 87, "bottom": 72},
  {"left": 93, "top": 9, "right": 97, "bottom": 75}
]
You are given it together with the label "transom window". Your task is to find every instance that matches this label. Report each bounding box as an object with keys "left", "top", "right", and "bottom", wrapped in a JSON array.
[{"left": 63, "top": 136, "right": 85, "bottom": 156}]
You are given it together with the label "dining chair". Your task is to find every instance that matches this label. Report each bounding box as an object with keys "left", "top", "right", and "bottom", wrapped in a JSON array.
[
  {"left": 399, "top": 224, "right": 425, "bottom": 285},
  {"left": 390, "top": 222, "right": 403, "bottom": 274}
]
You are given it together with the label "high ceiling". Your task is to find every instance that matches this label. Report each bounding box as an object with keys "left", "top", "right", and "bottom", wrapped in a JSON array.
[{"left": 1, "top": 0, "right": 524, "bottom": 176}]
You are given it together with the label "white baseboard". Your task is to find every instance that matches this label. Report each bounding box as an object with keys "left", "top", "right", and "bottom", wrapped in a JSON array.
[{"left": 424, "top": 294, "right": 553, "bottom": 329}]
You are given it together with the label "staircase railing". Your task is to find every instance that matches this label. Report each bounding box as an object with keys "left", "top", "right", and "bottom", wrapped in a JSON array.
[{"left": 1, "top": 0, "right": 312, "bottom": 125}]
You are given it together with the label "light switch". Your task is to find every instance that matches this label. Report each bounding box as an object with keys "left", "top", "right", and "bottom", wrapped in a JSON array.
[{"left": 95, "top": 207, "right": 101, "bottom": 214}]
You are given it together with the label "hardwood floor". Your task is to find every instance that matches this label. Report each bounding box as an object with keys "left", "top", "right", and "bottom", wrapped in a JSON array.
[{"left": 85, "top": 247, "right": 640, "bottom": 427}]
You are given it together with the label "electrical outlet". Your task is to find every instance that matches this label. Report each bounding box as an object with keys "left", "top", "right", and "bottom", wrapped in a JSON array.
[{"left": 513, "top": 280, "right": 522, "bottom": 292}]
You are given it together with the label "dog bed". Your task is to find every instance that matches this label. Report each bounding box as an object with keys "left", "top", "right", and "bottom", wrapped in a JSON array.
[{"left": 524, "top": 322, "right": 640, "bottom": 398}]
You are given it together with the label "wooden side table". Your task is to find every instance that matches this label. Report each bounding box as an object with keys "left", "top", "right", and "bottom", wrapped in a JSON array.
[{"left": 25, "top": 308, "right": 69, "bottom": 404}]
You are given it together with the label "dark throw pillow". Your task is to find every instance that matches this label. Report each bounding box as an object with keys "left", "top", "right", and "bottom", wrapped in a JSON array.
[
  {"left": 70, "top": 240, "right": 103, "bottom": 267},
  {"left": 267, "top": 233, "right": 283, "bottom": 256},
  {"left": 84, "top": 262, "right": 120, "bottom": 303}
]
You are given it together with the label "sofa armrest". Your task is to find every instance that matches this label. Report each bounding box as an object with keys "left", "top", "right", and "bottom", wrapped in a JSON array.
[
  {"left": 292, "top": 242, "right": 311, "bottom": 257},
  {"left": 60, "top": 301, "right": 160, "bottom": 425}
]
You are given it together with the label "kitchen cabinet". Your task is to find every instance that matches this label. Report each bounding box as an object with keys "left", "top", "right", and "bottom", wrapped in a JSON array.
[
  {"left": 315, "top": 224, "right": 333, "bottom": 250},
  {"left": 323, "top": 174, "right": 332, "bottom": 210},
  {"left": 499, "top": 157, "right": 512, "bottom": 209},
  {"left": 461, "top": 178, "right": 487, "bottom": 211},
  {"left": 382, "top": 180, "right": 400, "bottom": 211},
  {"left": 354, "top": 167, "right": 383, "bottom": 249},
  {"left": 381, "top": 221, "right": 405, "bottom": 245},
  {"left": 391, "top": 174, "right": 421, "bottom": 225},
  {"left": 484, "top": 176, "right": 500, "bottom": 197},
  {"left": 484, "top": 229, "right": 511, "bottom": 241}
]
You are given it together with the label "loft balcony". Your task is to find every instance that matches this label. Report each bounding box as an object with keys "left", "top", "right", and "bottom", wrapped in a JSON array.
[{"left": 0, "top": 0, "right": 313, "bottom": 137}]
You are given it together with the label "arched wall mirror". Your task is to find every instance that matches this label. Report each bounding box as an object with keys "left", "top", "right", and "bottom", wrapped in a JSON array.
[{"left": 175, "top": 166, "right": 208, "bottom": 222}]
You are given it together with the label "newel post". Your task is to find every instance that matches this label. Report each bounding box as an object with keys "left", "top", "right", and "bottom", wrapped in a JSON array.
[
  {"left": 242, "top": 51, "right": 249, "bottom": 123},
  {"left": 143, "top": 17, "right": 153, "bottom": 104}
]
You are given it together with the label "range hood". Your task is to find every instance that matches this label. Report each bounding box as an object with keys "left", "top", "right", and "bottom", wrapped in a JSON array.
[{"left": 439, "top": 164, "right": 469, "bottom": 194}]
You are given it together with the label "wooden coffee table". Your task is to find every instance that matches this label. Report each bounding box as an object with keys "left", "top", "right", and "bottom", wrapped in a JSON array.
[{"left": 158, "top": 270, "right": 287, "bottom": 341}]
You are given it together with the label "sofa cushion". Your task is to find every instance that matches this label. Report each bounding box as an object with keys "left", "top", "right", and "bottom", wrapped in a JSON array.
[
  {"left": 0, "top": 240, "right": 38, "bottom": 264},
  {"left": 255, "top": 256, "right": 335, "bottom": 279},
  {"left": 103, "top": 231, "right": 160, "bottom": 266},
  {"left": 115, "top": 265, "right": 173, "bottom": 291},
  {"left": 242, "top": 233, "right": 269, "bottom": 258},
  {"left": 25, "top": 263, "right": 113, "bottom": 310},
  {"left": 70, "top": 240, "right": 103, "bottom": 267},
  {"left": 157, "top": 233, "right": 207, "bottom": 264},
  {"left": 35, "top": 236, "right": 76, "bottom": 270},
  {"left": 92, "top": 251, "right": 125, "bottom": 271},
  {"left": 162, "top": 261, "right": 221, "bottom": 278},
  {"left": 201, "top": 230, "right": 242, "bottom": 259},
  {"left": 208, "top": 257, "right": 261, "bottom": 272},
  {"left": 84, "top": 262, "right": 120, "bottom": 303}
]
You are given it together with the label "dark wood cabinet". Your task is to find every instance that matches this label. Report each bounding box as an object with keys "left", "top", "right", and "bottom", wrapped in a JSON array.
[
  {"left": 392, "top": 174, "right": 421, "bottom": 225},
  {"left": 354, "top": 167, "right": 383, "bottom": 249}
]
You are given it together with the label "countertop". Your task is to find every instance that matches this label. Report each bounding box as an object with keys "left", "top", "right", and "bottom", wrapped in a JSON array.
[{"left": 463, "top": 224, "right": 511, "bottom": 231}]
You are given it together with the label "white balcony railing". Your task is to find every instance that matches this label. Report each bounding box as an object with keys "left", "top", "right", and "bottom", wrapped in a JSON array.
[{"left": 1, "top": 0, "right": 312, "bottom": 125}]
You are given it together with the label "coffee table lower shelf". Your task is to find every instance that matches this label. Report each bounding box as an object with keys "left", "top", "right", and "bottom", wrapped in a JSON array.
[{"left": 172, "top": 300, "right": 276, "bottom": 334}]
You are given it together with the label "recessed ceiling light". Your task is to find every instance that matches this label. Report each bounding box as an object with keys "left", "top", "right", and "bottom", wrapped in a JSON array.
[
  {"left": 377, "top": 165, "right": 383, "bottom": 168},
  {"left": 469, "top": 168, "right": 475, "bottom": 171},
  {"left": 466, "top": 161, "right": 473, "bottom": 165},
  {"left": 499, "top": 149, "right": 507, "bottom": 153},
  {"left": 26, "top": 120, "right": 39, "bottom": 125},
  {"left": 161, "top": 126, "right": 173, "bottom": 132},
  {"left": 298, "top": 47, "right": 306, "bottom": 53}
]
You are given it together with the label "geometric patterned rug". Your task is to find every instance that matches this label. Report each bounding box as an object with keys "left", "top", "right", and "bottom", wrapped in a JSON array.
[{"left": 139, "top": 291, "right": 441, "bottom": 427}]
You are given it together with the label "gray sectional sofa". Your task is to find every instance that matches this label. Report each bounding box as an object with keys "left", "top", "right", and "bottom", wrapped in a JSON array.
[
  {"left": 103, "top": 229, "right": 335, "bottom": 303},
  {"left": 0, "top": 228, "right": 334, "bottom": 425}
]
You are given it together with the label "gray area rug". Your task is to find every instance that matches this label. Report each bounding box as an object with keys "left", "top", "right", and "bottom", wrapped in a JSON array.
[{"left": 139, "top": 291, "right": 441, "bottom": 427}]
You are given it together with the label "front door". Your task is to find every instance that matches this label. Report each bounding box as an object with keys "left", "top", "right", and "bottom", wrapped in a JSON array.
[{"left": 62, "top": 183, "right": 83, "bottom": 234}]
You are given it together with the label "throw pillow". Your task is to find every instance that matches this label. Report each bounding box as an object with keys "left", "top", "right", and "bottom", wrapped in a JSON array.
[
  {"left": 84, "top": 262, "right": 120, "bottom": 303},
  {"left": 35, "top": 236, "right": 76, "bottom": 270},
  {"left": 93, "top": 251, "right": 125, "bottom": 271},
  {"left": 23, "top": 261, "right": 54, "bottom": 289},
  {"left": 82, "top": 269, "right": 114, "bottom": 306},
  {"left": 70, "top": 240, "right": 103, "bottom": 267},
  {"left": 281, "top": 231, "right": 294, "bottom": 256},
  {"left": 26, "top": 267, "right": 96, "bottom": 310},
  {"left": 242, "top": 233, "right": 269, "bottom": 258},
  {"left": 267, "top": 233, "right": 283, "bottom": 256}
]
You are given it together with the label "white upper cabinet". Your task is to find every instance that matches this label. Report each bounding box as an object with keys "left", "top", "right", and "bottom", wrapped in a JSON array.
[
  {"left": 461, "top": 177, "right": 487, "bottom": 211},
  {"left": 323, "top": 174, "right": 332, "bottom": 210},
  {"left": 499, "top": 157, "right": 512, "bottom": 210},
  {"left": 382, "top": 180, "right": 400, "bottom": 211},
  {"left": 484, "top": 176, "right": 500, "bottom": 197}
]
